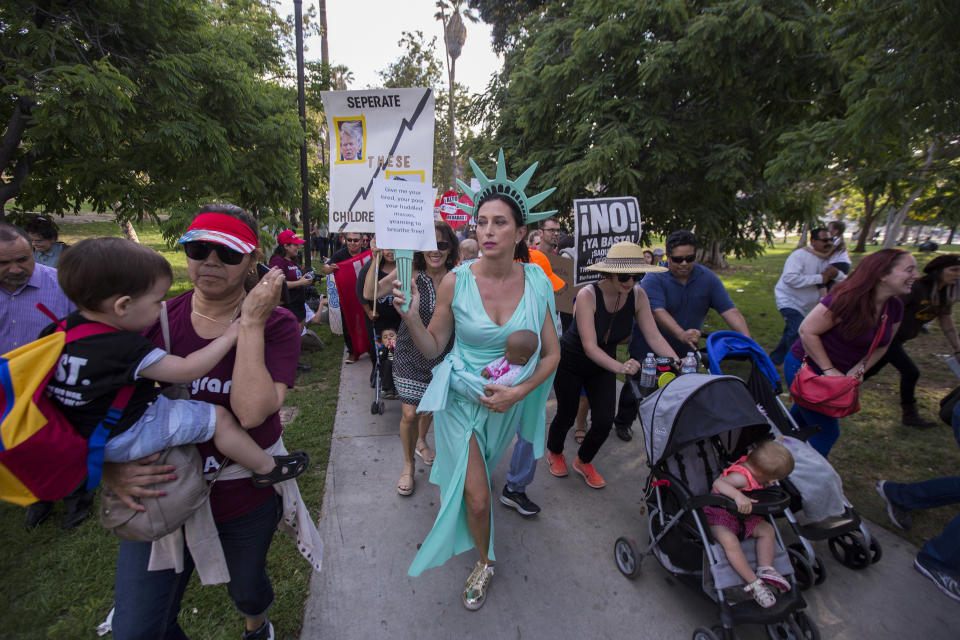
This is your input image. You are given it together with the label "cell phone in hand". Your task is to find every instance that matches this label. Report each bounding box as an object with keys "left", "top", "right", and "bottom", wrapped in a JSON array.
[{"left": 256, "top": 263, "right": 290, "bottom": 305}]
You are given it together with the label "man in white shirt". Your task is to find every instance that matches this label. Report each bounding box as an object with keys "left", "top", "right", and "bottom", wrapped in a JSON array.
[{"left": 769, "top": 228, "right": 845, "bottom": 365}]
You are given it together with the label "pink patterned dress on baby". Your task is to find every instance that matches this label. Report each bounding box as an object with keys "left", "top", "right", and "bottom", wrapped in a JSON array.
[
  {"left": 703, "top": 456, "right": 766, "bottom": 540},
  {"left": 483, "top": 356, "right": 523, "bottom": 386}
]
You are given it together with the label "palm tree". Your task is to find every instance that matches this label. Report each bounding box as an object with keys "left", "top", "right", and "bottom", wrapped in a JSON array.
[
  {"left": 330, "top": 64, "right": 354, "bottom": 91},
  {"left": 434, "top": 1, "right": 477, "bottom": 190}
]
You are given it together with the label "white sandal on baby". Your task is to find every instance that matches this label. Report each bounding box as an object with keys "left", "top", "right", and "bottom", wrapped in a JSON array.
[
  {"left": 757, "top": 565, "right": 791, "bottom": 592},
  {"left": 745, "top": 577, "right": 777, "bottom": 608}
]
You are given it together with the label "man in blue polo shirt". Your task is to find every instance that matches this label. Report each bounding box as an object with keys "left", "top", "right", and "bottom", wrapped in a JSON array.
[{"left": 613, "top": 230, "right": 751, "bottom": 439}]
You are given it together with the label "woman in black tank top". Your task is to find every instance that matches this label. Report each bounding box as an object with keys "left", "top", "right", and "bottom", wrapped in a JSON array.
[{"left": 546, "top": 243, "right": 679, "bottom": 488}]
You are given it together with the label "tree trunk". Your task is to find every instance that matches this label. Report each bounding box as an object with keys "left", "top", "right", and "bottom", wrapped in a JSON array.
[
  {"left": 319, "top": 0, "right": 328, "bottom": 66},
  {"left": 883, "top": 141, "right": 936, "bottom": 249},
  {"left": 698, "top": 241, "right": 729, "bottom": 270},
  {"left": 448, "top": 58, "right": 457, "bottom": 191},
  {"left": 948, "top": 225, "right": 956, "bottom": 244},
  {"left": 796, "top": 222, "right": 809, "bottom": 248},
  {"left": 120, "top": 220, "right": 140, "bottom": 243},
  {"left": 853, "top": 193, "right": 878, "bottom": 253}
]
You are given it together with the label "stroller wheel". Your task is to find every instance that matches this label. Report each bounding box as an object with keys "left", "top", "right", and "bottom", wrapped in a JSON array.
[
  {"left": 791, "top": 610, "right": 821, "bottom": 640},
  {"left": 765, "top": 617, "right": 806, "bottom": 640},
  {"left": 692, "top": 627, "right": 721, "bottom": 640},
  {"left": 377, "top": 400, "right": 386, "bottom": 415},
  {"left": 828, "top": 532, "right": 871, "bottom": 569},
  {"left": 786, "top": 544, "right": 814, "bottom": 591},
  {"left": 614, "top": 537, "right": 642, "bottom": 579},
  {"left": 370, "top": 401, "right": 379, "bottom": 415},
  {"left": 712, "top": 626, "right": 738, "bottom": 640},
  {"left": 869, "top": 536, "right": 882, "bottom": 564},
  {"left": 811, "top": 555, "right": 827, "bottom": 585}
]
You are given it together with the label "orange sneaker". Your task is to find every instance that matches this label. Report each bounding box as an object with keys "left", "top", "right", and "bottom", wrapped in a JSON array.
[
  {"left": 547, "top": 451, "right": 568, "bottom": 477},
  {"left": 573, "top": 457, "right": 606, "bottom": 489}
]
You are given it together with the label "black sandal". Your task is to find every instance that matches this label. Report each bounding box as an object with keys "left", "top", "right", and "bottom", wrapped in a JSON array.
[
  {"left": 251, "top": 451, "right": 310, "bottom": 488},
  {"left": 615, "top": 424, "right": 633, "bottom": 442}
]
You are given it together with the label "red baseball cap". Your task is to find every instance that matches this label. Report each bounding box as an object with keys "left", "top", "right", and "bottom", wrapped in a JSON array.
[{"left": 277, "top": 230, "right": 305, "bottom": 245}]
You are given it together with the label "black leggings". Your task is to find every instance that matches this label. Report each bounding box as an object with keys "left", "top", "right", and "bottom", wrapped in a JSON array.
[
  {"left": 547, "top": 354, "right": 616, "bottom": 463},
  {"left": 863, "top": 338, "right": 920, "bottom": 405}
]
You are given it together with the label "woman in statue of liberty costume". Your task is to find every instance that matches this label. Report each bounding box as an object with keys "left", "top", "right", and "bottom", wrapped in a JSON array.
[{"left": 393, "top": 151, "right": 561, "bottom": 610}]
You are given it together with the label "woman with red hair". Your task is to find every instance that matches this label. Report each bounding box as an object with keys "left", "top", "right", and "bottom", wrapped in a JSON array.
[{"left": 785, "top": 249, "right": 917, "bottom": 456}]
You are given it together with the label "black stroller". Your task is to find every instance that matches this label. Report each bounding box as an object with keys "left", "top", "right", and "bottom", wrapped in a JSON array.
[
  {"left": 614, "top": 373, "right": 818, "bottom": 640},
  {"left": 369, "top": 327, "right": 398, "bottom": 415},
  {"left": 706, "top": 332, "right": 882, "bottom": 588}
]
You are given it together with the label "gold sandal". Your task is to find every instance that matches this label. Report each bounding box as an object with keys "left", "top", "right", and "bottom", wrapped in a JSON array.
[{"left": 462, "top": 560, "right": 494, "bottom": 610}]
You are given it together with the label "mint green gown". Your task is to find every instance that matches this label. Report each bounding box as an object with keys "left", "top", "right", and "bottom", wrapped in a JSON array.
[{"left": 408, "top": 261, "right": 557, "bottom": 576}]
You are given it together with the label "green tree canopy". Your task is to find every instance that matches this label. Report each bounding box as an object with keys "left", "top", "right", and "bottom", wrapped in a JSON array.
[
  {"left": 1, "top": 0, "right": 303, "bottom": 231},
  {"left": 466, "top": 0, "right": 836, "bottom": 260}
]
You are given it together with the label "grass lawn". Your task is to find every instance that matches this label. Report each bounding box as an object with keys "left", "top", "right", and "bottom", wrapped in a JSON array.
[
  {"left": 0, "top": 219, "right": 342, "bottom": 639},
  {"left": 1, "top": 221, "right": 957, "bottom": 638}
]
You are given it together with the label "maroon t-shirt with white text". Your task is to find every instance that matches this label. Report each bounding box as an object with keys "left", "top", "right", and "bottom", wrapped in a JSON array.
[{"left": 144, "top": 290, "right": 300, "bottom": 522}]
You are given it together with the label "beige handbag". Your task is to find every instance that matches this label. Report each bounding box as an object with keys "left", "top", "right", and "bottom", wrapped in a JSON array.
[{"left": 100, "top": 445, "right": 221, "bottom": 541}]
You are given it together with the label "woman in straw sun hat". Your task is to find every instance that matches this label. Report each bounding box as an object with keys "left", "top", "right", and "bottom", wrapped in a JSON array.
[{"left": 546, "top": 241, "right": 680, "bottom": 489}]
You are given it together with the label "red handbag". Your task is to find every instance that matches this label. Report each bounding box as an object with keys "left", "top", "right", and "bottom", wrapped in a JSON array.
[{"left": 789, "top": 311, "right": 888, "bottom": 418}]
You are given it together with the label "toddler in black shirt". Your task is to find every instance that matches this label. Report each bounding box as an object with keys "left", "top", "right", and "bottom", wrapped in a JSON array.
[{"left": 47, "top": 238, "right": 307, "bottom": 488}]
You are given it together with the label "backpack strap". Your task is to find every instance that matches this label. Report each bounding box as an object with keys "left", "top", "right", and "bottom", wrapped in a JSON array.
[
  {"left": 36, "top": 302, "right": 119, "bottom": 342},
  {"left": 85, "top": 385, "right": 136, "bottom": 491}
]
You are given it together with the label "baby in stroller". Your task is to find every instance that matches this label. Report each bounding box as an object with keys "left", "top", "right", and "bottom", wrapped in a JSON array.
[
  {"left": 380, "top": 327, "right": 397, "bottom": 353},
  {"left": 705, "top": 440, "right": 795, "bottom": 608},
  {"left": 376, "top": 326, "right": 398, "bottom": 398}
]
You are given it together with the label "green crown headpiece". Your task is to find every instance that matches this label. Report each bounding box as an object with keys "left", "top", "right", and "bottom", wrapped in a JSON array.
[{"left": 456, "top": 149, "right": 558, "bottom": 225}]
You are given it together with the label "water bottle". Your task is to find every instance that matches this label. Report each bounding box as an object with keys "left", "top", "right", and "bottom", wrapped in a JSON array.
[
  {"left": 681, "top": 352, "right": 698, "bottom": 374},
  {"left": 639, "top": 353, "right": 657, "bottom": 396}
]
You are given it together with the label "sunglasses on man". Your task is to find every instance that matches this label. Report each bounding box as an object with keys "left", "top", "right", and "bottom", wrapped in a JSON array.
[
  {"left": 183, "top": 241, "right": 247, "bottom": 265},
  {"left": 616, "top": 273, "right": 644, "bottom": 283},
  {"left": 669, "top": 254, "right": 696, "bottom": 264}
]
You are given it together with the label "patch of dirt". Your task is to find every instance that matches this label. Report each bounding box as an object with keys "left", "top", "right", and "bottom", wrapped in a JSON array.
[{"left": 278, "top": 405, "right": 300, "bottom": 426}]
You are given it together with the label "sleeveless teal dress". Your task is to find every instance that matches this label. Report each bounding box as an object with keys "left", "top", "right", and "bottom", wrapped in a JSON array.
[{"left": 408, "top": 262, "right": 557, "bottom": 576}]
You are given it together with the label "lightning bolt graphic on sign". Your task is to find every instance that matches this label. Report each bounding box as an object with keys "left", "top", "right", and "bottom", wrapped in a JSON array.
[{"left": 338, "top": 88, "right": 433, "bottom": 232}]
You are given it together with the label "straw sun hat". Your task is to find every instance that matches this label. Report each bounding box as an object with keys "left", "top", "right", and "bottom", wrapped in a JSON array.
[{"left": 585, "top": 241, "right": 667, "bottom": 275}]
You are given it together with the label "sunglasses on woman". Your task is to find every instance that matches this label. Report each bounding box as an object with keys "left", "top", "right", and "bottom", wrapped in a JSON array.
[
  {"left": 617, "top": 273, "right": 644, "bottom": 282},
  {"left": 435, "top": 241, "right": 451, "bottom": 251},
  {"left": 669, "top": 254, "right": 696, "bottom": 264},
  {"left": 183, "top": 241, "right": 246, "bottom": 265}
]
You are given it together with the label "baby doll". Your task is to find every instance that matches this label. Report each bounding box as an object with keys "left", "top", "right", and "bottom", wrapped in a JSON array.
[
  {"left": 481, "top": 329, "right": 539, "bottom": 386},
  {"left": 703, "top": 440, "right": 795, "bottom": 608}
]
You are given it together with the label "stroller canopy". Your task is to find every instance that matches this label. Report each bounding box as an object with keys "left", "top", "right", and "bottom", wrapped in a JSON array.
[
  {"left": 639, "top": 373, "right": 769, "bottom": 465},
  {"left": 705, "top": 331, "right": 781, "bottom": 390}
]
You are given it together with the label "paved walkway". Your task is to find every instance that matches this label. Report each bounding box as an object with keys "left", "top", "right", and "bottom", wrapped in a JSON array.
[{"left": 301, "top": 354, "right": 959, "bottom": 639}]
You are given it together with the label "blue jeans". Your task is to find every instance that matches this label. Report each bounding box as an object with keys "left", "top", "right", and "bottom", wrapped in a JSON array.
[
  {"left": 112, "top": 494, "right": 281, "bottom": 640},
  {"left": 883, "top": 477, "right": 960, "bottom": 576},
  {"left": 769, "top": 307, "right": 805, "bottom": 366},
  {"left": 784, "top": 352, "right": 840, "bottom": 457},
  {"left": 506, "top": 428, "right": 536, "bottom": 494}
]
